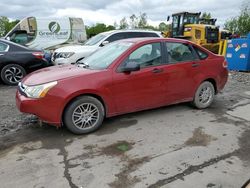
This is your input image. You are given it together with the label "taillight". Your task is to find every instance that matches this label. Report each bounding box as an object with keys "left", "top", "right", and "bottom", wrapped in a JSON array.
[
  {"left": 32, "top": 52, "right": 44, "bottom": 59},
  {"left": 222, "top": 60, "right": 228, "bottom": 68}
]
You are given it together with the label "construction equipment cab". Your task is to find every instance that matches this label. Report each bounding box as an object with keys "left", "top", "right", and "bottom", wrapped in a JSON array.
[
  {"left": 171, "top": 12, "right": 200, "bottom": 38},
  {"left": 169, "top": 12, "right": 220, "bottom": 53}
]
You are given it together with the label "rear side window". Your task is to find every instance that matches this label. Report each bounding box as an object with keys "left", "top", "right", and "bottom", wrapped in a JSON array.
[
  {"left": 0, "top": 42, "right": 8, "bottom": 52},
  {"left": 126, "top": 32, "right": 159, "bottom": 38},
  {"left": 193, "top": 46, "right": 208, "bottom": 60},
  {"left": 106, "top": 33, "right": 127, "bottom": 43},
  {"left": 140, "top": 32, "right": 159, "bottom": 37},
  {"left": 166, "top": 42, "right": 196, "bottom": 63}
]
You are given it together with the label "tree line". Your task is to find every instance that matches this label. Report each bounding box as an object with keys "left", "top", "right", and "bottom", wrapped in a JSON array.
[
  {"left": 0, "top": 4, "right": 249, "bottom": 38},
  {"left": 86, "top": 13, "right": 169, "bottom": 38},
  {"left": 224, "top": 4, "right": 250, "bottom": 36}
]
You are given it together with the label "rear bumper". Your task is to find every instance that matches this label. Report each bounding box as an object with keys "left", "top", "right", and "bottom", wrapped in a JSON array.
[
  {"left": 16, "top": 91, "right": 62, "bottom": 126},
  {"left": 217, "top": 68, "right": 228, "bottom": 92}
]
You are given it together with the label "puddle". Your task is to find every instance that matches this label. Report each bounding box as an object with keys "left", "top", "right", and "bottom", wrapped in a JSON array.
[
  {"left": 185, "top": 127, "right": 217, "bottom": 147},
  {"left": 109, "top": 156, "right": 150, "bottom": 188},
  {"left": 237, "top": 129, "right": 250, "bottom": 164},
  {"left": 100, "top": 141, "right": 134, "bottom": 156}
]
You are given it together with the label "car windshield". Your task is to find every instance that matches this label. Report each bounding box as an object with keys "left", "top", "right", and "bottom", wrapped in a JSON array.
[
  {"left": 84, "top": 34, "right": 107, "bottom": 46},
  {"left": 78, "top": 41, "right": 133, "bottom": 69}
]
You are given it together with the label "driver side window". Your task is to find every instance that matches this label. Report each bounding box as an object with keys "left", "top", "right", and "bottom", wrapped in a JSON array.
[{"left": 124, "top": 43, "right": 162, "bottom": 68}]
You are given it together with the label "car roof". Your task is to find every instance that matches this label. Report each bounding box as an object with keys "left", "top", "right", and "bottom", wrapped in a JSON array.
[
  {"left": 101, "top": 29, "right": 162, "bottom": 36},
  {"left": 119, "top": 37, "right": 213, "bottom": 54},
  {"left": 0, "top": 38, "right": 36, "bottom": 51},
  {"left": 0, "top": 38, "right": 25, "bottom": 47},
  {"left": 120, "top": 37, "right": 191, "bottom": 44}
]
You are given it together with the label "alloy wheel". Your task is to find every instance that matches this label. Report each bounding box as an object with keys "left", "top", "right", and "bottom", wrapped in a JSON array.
[
  {"left": 4, "top": 66, "right": 24, "bottom": 84},
  {"left": 72, "top": 103, "right": 99, "bottom": 130}
]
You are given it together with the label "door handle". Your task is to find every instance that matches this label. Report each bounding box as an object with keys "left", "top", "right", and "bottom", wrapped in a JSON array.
[
  {"left": 0, "top": 54, "right": 4, "bottom": 56},
  {"left": 152, "top": 68, "right": 163, "bottom": 73},
  {"left": 192, "top": 62, "right": 200, "bottom": 67}
]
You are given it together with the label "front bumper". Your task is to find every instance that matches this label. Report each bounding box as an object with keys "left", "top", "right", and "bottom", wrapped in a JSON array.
[
  {"left": 16, "top": 91, "right": 62, "bottom": 126},
  {"left": 52, "top": 58, "right": 72, "bottom": 65}
]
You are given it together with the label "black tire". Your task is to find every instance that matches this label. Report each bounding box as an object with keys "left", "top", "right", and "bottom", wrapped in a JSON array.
[
  {"left": 1, "top": 64, "right": 26, "bottom": 85},
  {"left": 192, "top": 81, "right": 215, "bottom": 109},
  {"left": 63, "top": 96, "right": 105, "bottom": 134}
]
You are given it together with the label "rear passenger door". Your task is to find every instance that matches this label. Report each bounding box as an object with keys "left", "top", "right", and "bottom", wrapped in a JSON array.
[{"left": 164, "top": 42, "right": 201, "bottom": 102}]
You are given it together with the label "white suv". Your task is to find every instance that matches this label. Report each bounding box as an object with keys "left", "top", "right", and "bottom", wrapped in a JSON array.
[{"left": 52, "top": 30, "right": 162, "bottom": 65}]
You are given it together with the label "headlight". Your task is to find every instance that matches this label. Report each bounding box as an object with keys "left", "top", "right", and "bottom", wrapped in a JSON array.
[
  {"left": 58, "top": 52, "right": 75, "bottom": 58},
  {"left": 23, "top": 81, "right": 58, "bottom": 98}
]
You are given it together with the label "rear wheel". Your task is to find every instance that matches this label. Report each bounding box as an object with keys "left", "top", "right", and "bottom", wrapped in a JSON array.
[
  {"left": 1, "top": 64, "right": 26, "bottom": 85},
  {"left": 192, "top": 81, "right": 215, "bottom": 109},
  {"left": 63, "top": 96, "right": 105, "bottom": 134}
]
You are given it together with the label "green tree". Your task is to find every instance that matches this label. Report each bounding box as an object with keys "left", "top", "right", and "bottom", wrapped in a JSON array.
[
  {"left": 119, "top": 17, "right": 128, "bottom": 29},
  {"left": 224, "top": 5, "right": 250, "bottom": 35},
  {"left": 0, "top": 16, "right": 19, "bottom": 37},
  {"left": 129, "top": 14, "right": 138, "bottom": 29},
  {"left": 0, "top": 16, "right": 8, "bottom": 36},
  {"left": 113, "top": 21, "right": 118, "bottom": 29},
  {"left": 138, "top": 13, "right": 147, "bottom": 28},
  {"left": 86, "top": 23, "right": 115, "bottom": 38},
  {"left": 158, "top": 22, "right": 169, "bottom": 31},
  {"left": 201, "top": 12, "right": 212, "bottom": 19}
]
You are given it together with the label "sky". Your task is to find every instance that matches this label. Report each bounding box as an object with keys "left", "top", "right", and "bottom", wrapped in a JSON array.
[{"left": 0, "top": 0, "right": 248, "bottom": 27}]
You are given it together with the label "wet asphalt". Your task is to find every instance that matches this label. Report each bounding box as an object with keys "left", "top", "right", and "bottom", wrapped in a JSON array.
[{"left": 0, "top": 72, "right": 249, "bottom": 188}]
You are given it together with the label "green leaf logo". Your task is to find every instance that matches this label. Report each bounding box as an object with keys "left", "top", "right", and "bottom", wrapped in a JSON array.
[{"left": 48, "top": 22, "right": 60, "bottom": 33}]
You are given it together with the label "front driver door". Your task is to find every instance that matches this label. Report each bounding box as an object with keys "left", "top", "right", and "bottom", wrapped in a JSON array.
[{"left": 111, "top": 42, "right": 167, "bottom": 114}]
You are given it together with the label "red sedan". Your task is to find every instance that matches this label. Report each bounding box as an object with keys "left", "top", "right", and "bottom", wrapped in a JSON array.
[{"left": 16, "top": 38, "right": 228, "bottom": 134}]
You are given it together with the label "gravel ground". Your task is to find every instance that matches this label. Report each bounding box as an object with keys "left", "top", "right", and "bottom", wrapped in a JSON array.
[
  {"left": 0, "top": 71, "right": 249, "bottom": 136},
  {"left": 0, "top": 71, "right": 249, "bottom": 188},
  {"left": 230, "top": 71, "right": 250, "bottom": 86}
]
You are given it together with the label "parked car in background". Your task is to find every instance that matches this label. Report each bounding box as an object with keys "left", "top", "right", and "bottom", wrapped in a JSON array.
[
  {"left": 16, "top": 38, "right": 228, "bottom": 134},
  {"left": 0, "top": 39, "right": 48, "bottom": 85},
  {"left": 52, "top": 30, "right": 162, "bottom": 65}
]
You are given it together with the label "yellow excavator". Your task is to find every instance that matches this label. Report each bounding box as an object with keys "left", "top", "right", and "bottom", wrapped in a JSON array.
[{"left": 162, "top": 12, "right": 231, "bottom": 54}]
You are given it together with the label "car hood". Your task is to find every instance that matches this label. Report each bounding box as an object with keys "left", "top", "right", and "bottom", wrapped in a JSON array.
[
  {"left": 22, "top": 65, "right": 99, "bottom": 86},
  {"left": 55, "top": 45, "right": 99, "bottom": 53}
]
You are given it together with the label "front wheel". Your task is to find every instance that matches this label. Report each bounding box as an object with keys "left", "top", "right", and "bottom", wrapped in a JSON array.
[
  {"left": 192, "top": 81, "right": 215, "bottom": 109},
  {"left": 63, "top": 96, "right": 105, "bottom": 134}
]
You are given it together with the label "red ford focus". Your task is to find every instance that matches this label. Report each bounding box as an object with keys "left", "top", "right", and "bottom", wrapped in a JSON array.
[{"left": 16, "top": 38, "right": 228, "bottom": 134}]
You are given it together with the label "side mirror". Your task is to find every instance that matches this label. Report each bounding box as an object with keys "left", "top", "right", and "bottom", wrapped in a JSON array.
[
  {"left": 101, "top": 41, "right": 109, "bottom": 46},
  {"left": 120, "top": 62, "right": 140, "bottom": 73},
  {"left": 6, "top": 36, "right": 10, "bottom": 40},
  {"left": 167, "top": 16, "right": 170, "bottom": 22}
]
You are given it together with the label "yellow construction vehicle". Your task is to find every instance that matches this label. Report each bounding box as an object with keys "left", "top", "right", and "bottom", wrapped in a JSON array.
[{"left": 163, "top": 12, "right": 230, "bottom": 54}]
